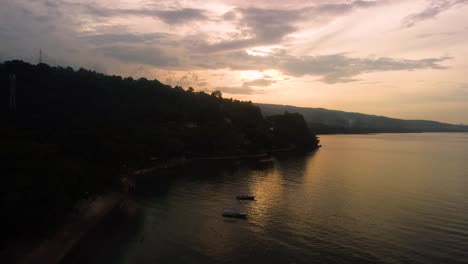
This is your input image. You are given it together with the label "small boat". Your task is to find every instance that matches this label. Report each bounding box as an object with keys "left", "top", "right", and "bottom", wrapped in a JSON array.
[
  {"left": 236, "top": 195, "right": 255, "bottom": 200},
  {"left": 222, "top": 207, "right": 247, "bottom": 218}
]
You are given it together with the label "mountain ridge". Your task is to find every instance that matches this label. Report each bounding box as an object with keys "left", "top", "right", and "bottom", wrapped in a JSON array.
[{"left": 257, "top": 103, "right": 468, "bottom": 134}]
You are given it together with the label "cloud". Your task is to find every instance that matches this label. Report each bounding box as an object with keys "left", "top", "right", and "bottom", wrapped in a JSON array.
[
  {"left": 216, "top": 77, "right": 276, "bottom": 94},
  {"left": 83, "top": 33, "right": 172, "bottom": 45},
  {"left": 153, "top": 8, "right": 208, "bottom": 24},
  {"left": 278, "top": 54, "right": 452, "bottom": 83},
  {"left": 402, "top": 0, "right": 468, "bottom": 28},
  {"left": 196, "top": 1, "right": 383, "bottom": 53},
  {"left": 188, "top": 50, "right": 451, "bottom": 84},
  {"left": 0, "top": 0, "right": 91, "bottom": 66},
  {"left": 93, "top": 42, "right": 452, "bottom": 83},
  {"left": 59, "top": 2, "right": 210, "bottom": 25},
  {"left": 237, "top": 8, "right": 299, "bottom": 43},
  {"left": 242, "top": 78, "right": 276, "bottom": 87},
  {"left": 99, "top": 45, "right": 179, "bottom": 67},
  {"left": 0, "top": 0, "right": 456, "bottom": 85},
  {"left": 216, "top": 86, "right": 263, "bottom": 94},
  {"left": 308, "top": 0, "right": 383, "bottom": 15}
]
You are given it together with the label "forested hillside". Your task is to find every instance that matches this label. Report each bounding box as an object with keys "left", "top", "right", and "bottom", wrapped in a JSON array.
[{"left": 0, "top": 61, "right": 318, "bottom": 244}]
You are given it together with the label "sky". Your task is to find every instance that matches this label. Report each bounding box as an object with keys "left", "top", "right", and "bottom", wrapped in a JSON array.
[{"left": 1, "top": 0, "right": 467, "bottom": 124}]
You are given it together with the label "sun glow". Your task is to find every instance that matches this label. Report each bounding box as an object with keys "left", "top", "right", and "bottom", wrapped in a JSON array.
[
  {"left": 240, "top": 70, "right": 264, "bottom": 80},
  {"left": 245, "top": 46, "right": 282, "bottom": 57}
]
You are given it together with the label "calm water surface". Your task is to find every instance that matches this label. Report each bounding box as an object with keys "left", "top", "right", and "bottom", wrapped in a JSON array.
[{"left": 64, "top": 133, "right": 468, "bottom": 264}]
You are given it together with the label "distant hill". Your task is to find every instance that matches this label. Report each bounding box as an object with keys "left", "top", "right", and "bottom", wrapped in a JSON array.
[{"left": 257, "top": 103, "right": 468, "bottom": 134}]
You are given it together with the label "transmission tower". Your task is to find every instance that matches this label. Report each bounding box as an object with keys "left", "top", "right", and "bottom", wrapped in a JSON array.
[{"left": 9, "top": 74, "right": 16, "bottom": 112}]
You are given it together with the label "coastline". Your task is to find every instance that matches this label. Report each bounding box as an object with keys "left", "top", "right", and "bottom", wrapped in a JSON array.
[
  {"left": 2, "top": 193, "right": 123, "bottom": 264},
  {"left": 1, "top": 141, "right": 326, "bottom": 264},
  {"left": 1, "top": 150, "right": 300, "bottom": 264}
]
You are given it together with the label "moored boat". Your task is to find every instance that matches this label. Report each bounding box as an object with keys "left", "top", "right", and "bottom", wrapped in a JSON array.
[
  {"left": 222, "top": 207, "right": 247, "bottom": 218},
  {"left": 236, "top": 195, "right": 255, "bottom": 200}
]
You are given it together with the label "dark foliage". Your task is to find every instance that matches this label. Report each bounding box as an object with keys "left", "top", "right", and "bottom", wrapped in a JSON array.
[
  {"left": 0, "top": 60, "right": 318, "bottom": 244},
  {"left": 267, "top": 112, "right": 320, "bottom": 150}
]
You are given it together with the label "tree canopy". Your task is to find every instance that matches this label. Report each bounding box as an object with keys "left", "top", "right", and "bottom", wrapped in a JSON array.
[{"left": 0, "top": 60, "right": 319, "bottom": 244}]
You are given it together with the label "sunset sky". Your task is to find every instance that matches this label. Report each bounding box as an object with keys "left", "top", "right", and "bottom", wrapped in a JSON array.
[{"left": 1, "top": 0, "right": 467, "bottom": 123}]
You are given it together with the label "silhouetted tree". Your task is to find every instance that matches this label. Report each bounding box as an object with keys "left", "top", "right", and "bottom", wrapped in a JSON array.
[
  {"left": 0, "top": 60, "right": 319, "bottom": 244},
  {"left": 211, "top": 90, "right": 222, "bottom": 99}
]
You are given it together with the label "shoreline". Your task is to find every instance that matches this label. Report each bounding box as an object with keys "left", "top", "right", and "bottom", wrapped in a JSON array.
[
  {"left": 2, "top": 148, "right": 315, "bottom": 264},
  {"left": 2, "top": 193, "right": 124, "bottom": 264}
]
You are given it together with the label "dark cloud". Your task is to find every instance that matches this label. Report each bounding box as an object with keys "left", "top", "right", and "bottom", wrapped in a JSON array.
[
  {"left": 153, "top": 8, "right": 208, "bottom": 24},
  {"left": 0, "top": 0, "right": 87, "bottom": 65},
  {"left": 238, "top": 8, "right": 299, "bottom": 42},
  {"left": 83, "top": 33, "right": 172, "bottom": 45},
  {"left": 99, "top": 45, "right": 179, "bottom": 67},
  {"left": 308, "top": 0, "right": 382, "bottom": 15},
  {"left": 60, "top": 2, "right": 209, "bottom": 25},
  {"left": 193, "top": 39, "right": 257, "bottom": 54},
  {"left": 402, "top": 0, "right": 467, "bottom": 28},
  {"left": 278, "top": 54, "right": 451, "bottom": 83},
  {"left": 196, "top": 1, "right": 383, "bottom": 53},
  {"left": 222, "top": 10, "right": 238, "bottom": 20}
]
